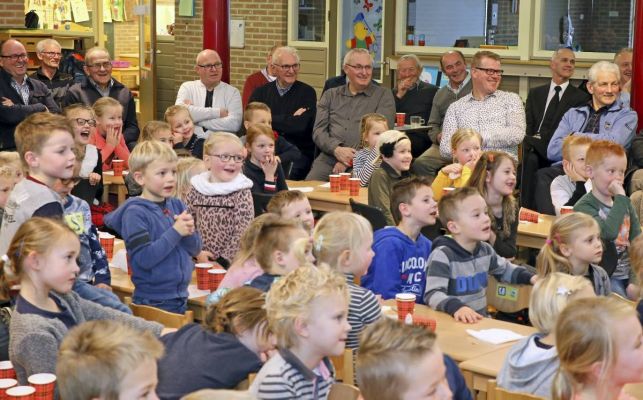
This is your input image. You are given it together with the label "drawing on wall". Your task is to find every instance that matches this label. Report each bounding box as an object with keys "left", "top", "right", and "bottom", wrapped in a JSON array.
[{"left": 342, "top": 0, "right": 383, "bottom": 65}]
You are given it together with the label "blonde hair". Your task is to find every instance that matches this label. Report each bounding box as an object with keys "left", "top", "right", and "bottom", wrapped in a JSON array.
[
  {"left": 357, "top": 318, "right": 438, "bottom": 400},
  {"left": 243, "top": 102, "right": 271, "bottom": 123},
  {"left": 0, "top": 152, "right": 23, "bottom": 177},
  {"left": 15, "top": 113, "right": 74, "bottom": 166},
  {"left": 467, "top": 151, "right": 517, "bottom": 236},
  {"left": 253, "top": 215, "right": 305, "bottom": 273},
  {"left": 57, "top": 320, "right": 164, "bottom": 400},
  {"left": 536, "top": 213, "right": 600, "bottom": 276},
  {"left": 128, "top": 140, "right": 178, "bottom": 174},
  {"left": 450, "top": 128, "right": 482, "bottom": 153},
  {"left": 181, "top": 390, "right": 255, "bottom": 400},
  {"left": 585, "top": 140, "right": 627, "bottom": 168},
  {"left": 0, "top": 167, "right": 14, "bottom": 180},
  {"left": 359, "top": 113, "right": 388, "bottom": 148},
  {"left": 63, "top": 103, "right": 95, "bottom": 120},
  {"left": 437, "top": 186, "right": 480, "bottom": 227},
  {"left": 376, "top": 130, "right": 410, "bottom": 159},
  {"left": 175, "top": 157, "right": 204, "bottom": 202},
  {"left": 203, "top": 287, "right": 269, "bottom": 341},
  {"left": 312, "top": 211, "right": 372, "bottom": 269},
  {"left": 266, "top": 190, "right": 308, "bottom": 215},
  {"left": 552, "top": 297, "right": 636, "bottom": 400},
  {"left": 164, "top": 104, "right": 192, "bottom": 123},
  {"left": 528, "top": 272, "right": 593, "bottom": 334},
  {"left": 630, "top": 235, "right": 643, "bottom": 285},
  {"left": 203, "top": 132, "right": 243, "bottom": 156},
  {"left": 231, "top": 214, "right": 276, "bottom": 269},
  {"left": 139, "top": 120, "right": 172, "bottom": 143},
  {"left": 561, "top": 135, "right": 592, "bottom": 162},
  {"left": 266, "top": 265, "right": 348, "bottom": 348},
  {"left": 92, "top": 97, "right": 122, "bottom": 119}
]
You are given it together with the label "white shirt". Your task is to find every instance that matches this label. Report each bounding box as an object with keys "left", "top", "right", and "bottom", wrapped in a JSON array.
[{"left": 537, "top": 80, "right": 571, "bottom": 132}]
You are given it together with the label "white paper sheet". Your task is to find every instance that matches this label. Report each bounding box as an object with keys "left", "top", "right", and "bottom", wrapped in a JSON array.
[{"left": 465, "top": 328, "right": 525, "bottom": 345}]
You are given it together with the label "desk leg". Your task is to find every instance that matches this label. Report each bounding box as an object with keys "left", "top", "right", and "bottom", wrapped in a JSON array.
[
  {"left": 102, "top": 183, "right": 111, "bottom": 204},
  {"left": 117, "top": 185, "right": 127, "bottom": 206},
  {"left": 462, "top": 370, "right": 476, "bottom": 400}
]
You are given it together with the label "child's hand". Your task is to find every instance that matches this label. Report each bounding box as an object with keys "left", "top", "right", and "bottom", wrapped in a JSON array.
[
  {"left": 1, "top": 97, "right": 14, "bottom": 106},
  {"left": 442, "top": 163, "right": 463, "bottom": 177},
  {"left": 454, "top": 306, "right": 483, "bottom": 323},
  {"left": 196, "top": 250, "right": 216, "bottom": 263},
  {"left": 530, "top": 275, "right": 539, "bottom": 285},
  {"left": 293, "top": 107, "right": 307, "bottom": 116},
  {"left": 563, "top": 161, "right": 585, "bottom": 182},
  {"left": 332, "top": 162, "right": 347, "bottom": 174},
  {"left": 608, "top": 179, "right": 626, "bottom": 196},
  {"left": 464, "top": 153, "right": 480, "bottom": 170},
  {"left": 95, "top": 283, "right": 113, "bottom": 291},
  {"left": 260, "top": 155, "right": 279, "bottom": 180},
  {"left": 173, "top": 210, "right": 195, "bottom": 236},
  {"left": 88, "top": 172, "right": 101, "bottom": 185},
  {"left": 626, "top": 283, "right": 640, "bottom": 300},
  {"left": 161, "top": 328, "right": 177, "bottom": 336},
  {"left": 172, "top": 130, "right": 183, "bottom": 145},
  {"left": 334, "top": 146, "right": 356, "bottom": 166},
  {"left": 105, "top": 125, "right": 121, "bottom": 148}
]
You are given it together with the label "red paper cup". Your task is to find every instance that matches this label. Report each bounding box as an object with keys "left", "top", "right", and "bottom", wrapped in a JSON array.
[
  {"left": 395, "top": 112, "right": 406, "bottom": 127},
  {"left": 0, "top": 379, "right": 17, "bottom": 400},
  {"left": 395, "top": 293, "right": 416, "bottom": 321},
  {"left": 329, "top": 175, "right": 340, "bottom": 192},
  {"left": 112, "top": 160, "right": 124, "bottom": 177},
  {"left": 442, "top": 187, "right": 455, "bottom": 196},
  {"left": 339, "top": 173, "right": 351, "bottom": 191},
  {"left": 519, "top": 207, "right": 539, "bottom": 223},
  {"left": 195, "top": 263, "right": 213, "bottom": 290},
  {"left": 413, "top": 315, "right": 437, "bottom": 332},
  {"left": 560, "top": 206, "right": 574, "bottom": 215},
  {"left": 207, "top": 269, "right": 226, "bottom": 291},
  {"left": 98, "top": 232, "right": 115, "bottom": 260},
  {"left": 27, "top": 373, "right": 55, "bottom": 400},
  {"left": 5, "top": 386, "right": 35, "bottom": 400},
  {"left": 0, "top": 363, "right": 16, "bottom": 380},
  {"left": 349, "top": 178, "right": 360, "bottom": 196}
]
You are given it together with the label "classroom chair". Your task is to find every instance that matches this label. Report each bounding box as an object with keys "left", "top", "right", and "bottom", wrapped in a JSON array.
[
  {"left": 487, "top": 379, "right": 545, "bottom": 400},
  {"left": 329, "top": 348, "right": 355, "bottom": 385},
  {"left": 349, "top": 198, "right": 388, "bottom": 231},
  {"left": 328, "top": 383, "right": 360, "bottom": 400},
  {"left": 124, "top": 297, "right": 194, "bottom": 328},
  {"left": 235, "top": 373, "right": 257, "bottom": 390}
]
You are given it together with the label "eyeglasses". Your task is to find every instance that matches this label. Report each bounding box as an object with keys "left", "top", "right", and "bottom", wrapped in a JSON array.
[
  {"left": 474, "top": 66, "right": 504, "bottom": 76},
  {"left": 74, "top": 118, "right": 96, "bottom": 127},
  {"left": 40, "top": 51, "right": 62, "bottom": 58},
  {"left": 346, "top": 64, "right": 373, "bottom": 72},
  {"left": 209, "top": 153, "right": 244, "bottom": 163},
  {"left": 87, "top": 62, "right": 113, "bottom": 70},
  {"left": 198, "top": 62, "right": 223, "bottom": 70},
  {"left": 273, "top": 63, "right": 300, "bottom": 71},
  {"left": 60, "top": 177, "right": 82, "bottom": 186},
  {"left": 0, "top": 54, "right": 28, "bottom": 61}
]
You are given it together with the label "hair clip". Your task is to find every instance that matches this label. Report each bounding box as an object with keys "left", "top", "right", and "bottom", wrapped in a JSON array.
[
  {"left": 545, "top": 239, "right": 553, "bottom": 245},
  {"left": 0, "top": 255, "right": 8, "bottom": 263},
  {"left": 557, "top": 286, "right": 572, "bottom": 296},
  {"left": 487, "top": 153, "right": 495, "bottom": 163}
]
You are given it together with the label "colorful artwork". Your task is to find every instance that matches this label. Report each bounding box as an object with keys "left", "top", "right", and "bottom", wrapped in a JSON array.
[{"left": 342, "top": 0, "right": 383, "bottom": 63}]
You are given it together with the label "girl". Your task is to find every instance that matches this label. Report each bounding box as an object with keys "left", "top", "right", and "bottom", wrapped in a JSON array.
[
  {"left": 498, "top": 273, "right": 595, "bottom": 398},
  {"left": 138, "top": 120, "right": 174, "bottom": 147},
  {"left": 467, "top": 151, "right": 519, "bottom": 259},
  {"left": 6, "top": 217, "right": 167, "bottom": 384},
  {"left": 432, "top": 128, "right": 482, "bottom": 201},
  {"left": 552, "top": 296, "right": 643, "bottom": 400},
  {"left": 312, "top": 211, "right": 380, "bottom": 349},
  {"left": 242, "top": 124, "right": 288, "bottom": 194},
  {"left": 368, "top": 130, "right": 413, "bottom": 226},
  {"left": 165, "top": 105, "right": 204, "bottom": 159},
  {"left": 175, "top": 157, "right": 206, "bottom": 203},
  {"left": 90, "top": 97, "right": 130, "bottom": 171},
  {"left": 156, "top": 287, "right": 273, "bottom": 398},
  {"left": 352, "top": 113, "right": 388, "bottom": 187},
  {"left": 536, "top": 212, "right": 611, "bottom": 296},
  {"left": 185, "top": 132, "right": 254, "bottom": 265}
]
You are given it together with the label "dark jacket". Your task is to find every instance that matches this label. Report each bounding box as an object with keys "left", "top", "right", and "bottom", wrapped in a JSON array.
[
  {"left": 242, "top": 159, "right": 288, "bottom": 194},
  {"left": 29, "top": 67, "right": 74, "bottom": 109},
  {"left": 393, "top": 80, "right": 438, "bottom": 124}
]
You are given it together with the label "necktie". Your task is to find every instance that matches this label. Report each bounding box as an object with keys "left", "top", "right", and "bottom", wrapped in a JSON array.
[{"left": 539, "top": 85, "right": 561, "bottom": 134}]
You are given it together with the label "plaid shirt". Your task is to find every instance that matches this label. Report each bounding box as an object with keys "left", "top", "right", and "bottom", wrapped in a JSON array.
[{"left": 10, "top": 77, "right": 29, "bottom": 105}]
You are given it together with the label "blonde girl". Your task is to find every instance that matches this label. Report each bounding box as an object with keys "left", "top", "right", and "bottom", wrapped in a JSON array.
[
  {"left": 536, "top": 212, "right": 610, "bottom": 296},
  {"left": 90, "top": 97, "right": 130, "bottom": 171},
  {"left": 313, "top": 211, "right": 380, "bottom": 349},
  {"left": 242, "top": 124, "right": 288, "bottom": 194},
  {"left": 498, "top": 273, "right": 595, "bottom": 398},
  {"left": 6, "top": 217, "right": 165, "bottom": 384},
  {"left": 353, "top": 113, "right": 388, "bottom": 187},
  {"left": 467, "top": 151, "right": 518, "bottom": 259},
  {"left": 175, "top": 157, "right": 206, "bottom": 203},
  {"left": 432, "top": 128, "right": 482, "bottom": 201},
  {"left": 0, "top": 152, "right": 24, "bottom": 182},
  {"left": 552, "top": 296, "right": 643, "bottom": 400},
  {"left": 165, "top": 104, "right": 204, "bottom": 158},
  {"left": 138, "top": 120, "right": 174, "bottom": 147}
]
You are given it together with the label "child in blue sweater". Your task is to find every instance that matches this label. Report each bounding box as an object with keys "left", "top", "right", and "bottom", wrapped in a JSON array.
[
  {"left": 363, "top": 176, "right": 438, "bottom": 303},
  {"left": 105, "top": 141, "right": 202, "bottom": 314}
]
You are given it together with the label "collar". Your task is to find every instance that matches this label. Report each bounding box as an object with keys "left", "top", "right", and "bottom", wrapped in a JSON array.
[
  {"left": 447, "top": 73, "right": 471, "bottom": 93},
  {"left": 261, "top": 67, "right": 276, "bottom": 82},
  {"left": 278, "top": 347, "right": 333, "bottom": 381},
  {"left": 88, "top": 77, "right": 114, "bottom": 92},
  {"left": 11, "top": 75, "right": 29, "bottom": 87},
  {"left": 467, "top": 90, "right": 498, "bottom": 102},
  {"left": 26, "top": 174, "right": 48, "bottom": 187},
  {"left": 341, "top": 81, "right": 376, "bottom": 97},
  {"left": 549, "top": 80, "right": 570, "bottom": 93},
  {"left": 276, "top": 79, "right": 293, "bottom": 95},
  {"left": 35, "top": 67, "right": 61, "bottom": 81},
  {"left": 381, "top": 160, "right": 410, "bottom": 179}
]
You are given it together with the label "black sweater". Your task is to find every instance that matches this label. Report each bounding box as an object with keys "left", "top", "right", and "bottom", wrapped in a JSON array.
[{"left": 243, "top": 158, "right": 288, "bottom": 194}]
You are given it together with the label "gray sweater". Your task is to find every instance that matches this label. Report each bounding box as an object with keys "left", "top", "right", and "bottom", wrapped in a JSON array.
[{"left": 9, "top": 291, "right": 163, "bottom": 385}]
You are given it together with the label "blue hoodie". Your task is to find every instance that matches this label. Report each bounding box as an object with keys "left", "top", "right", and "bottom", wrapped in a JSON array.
[
  {"left": 362, "top": 227, "right": 432, "bottom": 303},
  {"left": 105, "top": 197, "right": 201, "bottom": 301}
]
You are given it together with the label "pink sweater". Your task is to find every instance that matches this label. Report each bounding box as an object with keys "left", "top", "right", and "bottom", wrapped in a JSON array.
[{"left": 89, "top": 131, "right": 130, "bottom": 171}]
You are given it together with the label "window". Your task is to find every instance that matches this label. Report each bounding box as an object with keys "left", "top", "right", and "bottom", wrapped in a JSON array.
[{"left": 295, "top": 0, "right": 326, "bottom": 42}]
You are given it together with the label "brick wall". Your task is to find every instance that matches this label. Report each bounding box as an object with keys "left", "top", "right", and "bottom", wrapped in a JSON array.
[
  {"left": 0, "top": 0, "right": 25, "bottom": 29},
  {"left": 494, "top": 0, "right": 519, "bottom": 46},
  {"left": 173, "top": 0, "right": 204, "bottom": 89},
  {"left": 113, "top": 19, "right": 139, "bottom": 58},
  {"left": 569, "top": 0, "right": 631, "bottom": 53}
]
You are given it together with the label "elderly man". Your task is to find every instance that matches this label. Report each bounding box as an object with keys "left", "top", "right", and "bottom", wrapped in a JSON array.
[
  {"left": 0, "top": 39, "right": 58, "bottom": 150},
  {"left": 249, "top": 46, "right": 317, "bottom": 179},
  {"left": 242, "top": 45, "right": 278, "bottom": 108},
  {"left": 64, "top": 47, "right": 139, "bottom": 149},
  {"left": 30, "top": 39, "right": 74, "bottom": 109},
  {"left": 306, "top": 48, "right": 395, "bottom": 181},
  {"left": 176, "top": 49, "right": 242, "bottom": 137},
  {"left": 439, "top": 51, "right": 525, "bottom": 161},
  {"left": 413, "top": 50, "right": 472, "bottom": 177},
  {"left": 614, "top": 48, "right": 633, "bottom": 93}
]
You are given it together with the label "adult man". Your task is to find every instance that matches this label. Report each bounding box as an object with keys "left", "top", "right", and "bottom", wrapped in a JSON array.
[
  {"left": 30, "top": 39, "right": 74, "bottom": 109},
  {"left": 439, "top": 51, "right": 525, "bottom": 161},
  {"left": 242, "top": 45, "right": 278, "bottom": 108},
  {"left": 249, "top": 46, "right": 317, "bottom": 179},
  {"left": 0, "top": 39, "right": 58, "bottom": 150},
  {"left": 393, "top": 54, "right": 438, "bottom": 156},
  {"left": 175, "top": 49, "right": 242, "bottom": 137},
  {"left": 64, "top": 47, "right": 139, "bottom": 149},
  {"left": 614, "top": 48, "right": 633, "bottom": 93},
  {"left": 307, "top": 48, "right": 395, "bottom": 181},
  {"left": 413, "top": 50, "right": 472, "bottom": 177}
]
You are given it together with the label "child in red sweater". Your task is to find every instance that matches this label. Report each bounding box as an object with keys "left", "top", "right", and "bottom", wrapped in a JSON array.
[{"left": 90, "top": 97, "right": 130, "bottom": 171}]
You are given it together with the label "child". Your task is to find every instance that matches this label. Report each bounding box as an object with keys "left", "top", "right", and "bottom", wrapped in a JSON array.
[
  {"left": 313, "top": 211, "right": 380, "bottom": 349},
  {"left": 90, "top": 97, "right": 130, "bottom": 171},
  {"left": 356, "top": 318, "right": 455, "bottom": 400},
  {"left": 425, "top": 187, "right": 536, "bottom": 323},
  {"left": 0, "top": 151, "right": 24, "bottom": 183},
  {"left": 467, "top": 151, "right": 519, "bottom": 260},
  {"left": 266, "top": 189, "right": 315, "bottom": 232},
  {"left": 536, "top": 212, "right": 611, "bottom": 296},
  {"left": 0, "top": 167, "right": 16, "bottom": 223},
  {"left": 551, "top": 135, "right": 593, "bottom": 215},
  {"left": 432, "top": 128, "right": 482, "bottom": 201},
  {"left": 165, "top": 105, "right": 204, "bottom": 159},
  {"left": 175, "top": 157, "right": 206, "bottom": 203},
  {"left": 246, "top": 215, "right": 310, "bottom": 292},
  {"left": 631, "top": 235, "right": 643, "bottom": 327},
  {"left": 243, "top": 123, "right": 288, "bottom": 194},
  {"left": 57, "top": 320, "right": 164, "bottom": 400},
  {"left": 574, "top": 140, "right": 641, "bottom": 299},
  {"left": 6, "top": 217, "right": 166, "bottom": 384},
  {"left": 497, "top": 273, "right": 595, "bottom": 398},
  {"left": 185, "top": 132, "right": 254, "bottom": 265},
  {"left": 352, "top": 113, "right": 388, "bottom": 187},
  {"left": 0, "top": 113, "right": 76, "bottom": 257},
  {"left": 552, "top": 297, "right": 643, "bottom": 400},
  {"left": 105, "top": 141, "right": 202, "bottom": 314},
  {"left": 363, "top": 176, "right": 438, "bottom": 302},
  {"left": 250, "top": 265, "right": 350, "bottom": 399},
  {"left": 368, "top": 130, "right": 413, "bottom": 226}
]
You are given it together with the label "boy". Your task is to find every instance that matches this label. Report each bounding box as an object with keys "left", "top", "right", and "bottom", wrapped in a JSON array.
[
  {"left": 105, "top": 141, "right": 202, "bottom": 314},
  {"left": 0, "top": 113, "right": 76, "bottom": 257},
  {"left": 57, "top": 320, "right": 164, "bottom": 400},
  {"left": 550, "top": 135, "right": 593, "bottom": 215},
  {"left": 425, "top": 187, "right": 536, "bottom": 323},
  {"left": 250, "top": 265, "right": 350, "bottom": 399},
  {"left": 165, "top": 105, "right": 204, "bottom": 159},
  {"left": 574, "top": 140, "right": 641, "bottom": 299},
  {"left": 266, "top": 189, "right": 315, "bottom": 232},
  {"left": 362, "top": 177, "right": 438, "bottom": 302}
]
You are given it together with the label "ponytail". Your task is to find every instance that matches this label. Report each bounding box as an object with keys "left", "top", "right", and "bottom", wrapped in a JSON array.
[
  {"left": 535, "top": 237, "right": 572, "bottom": 276},
  {"left": 551, "top": 369, "right": 574, "bottom": 400},
  {"left": 203, "top": 287, "right": 268, "bottom": 340}
]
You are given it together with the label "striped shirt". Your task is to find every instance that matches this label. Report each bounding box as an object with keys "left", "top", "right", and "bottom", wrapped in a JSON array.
[
  {"left": 352, "top": 147, "right": 381, "bottom": 187},
  {"left": 345, "top": 274, "right": 381, "bottom": 349},
  {"left": 250, "top": 348, "right": 335, "bottom": 400}
]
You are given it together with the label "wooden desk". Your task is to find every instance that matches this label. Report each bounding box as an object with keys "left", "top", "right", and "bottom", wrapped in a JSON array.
[
  {"left": 102, "top": 171, "right": 128, "bottom": 206},
  {"left": 516, "top": 215, "right": 553, "bottom": 250},
  {"left": 459, "top": 346, "right": 513, "bottom": 400},
  {"left": 287, "top": 180, "right": 369, "bottom": 213},
  {"left": 624, "top": 383, "right": 643, "bottom": 399}
]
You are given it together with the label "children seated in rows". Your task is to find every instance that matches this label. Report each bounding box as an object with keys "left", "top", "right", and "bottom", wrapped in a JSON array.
[{"left": 431, "top": 128, "right": 481, "bottom": 201}]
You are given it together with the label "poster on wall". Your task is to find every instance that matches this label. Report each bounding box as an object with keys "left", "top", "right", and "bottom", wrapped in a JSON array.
[
  {"left": 70, "top": 0, "right": 89, "bottom": 22},
  {"left": 103, "top": 0, "right": 113, "bottom": 22},
  {"left": 341, "top": 0, "right": 383, "bottom": 78}
]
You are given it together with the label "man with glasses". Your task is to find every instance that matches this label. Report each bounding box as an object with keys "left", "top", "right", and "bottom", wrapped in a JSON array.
[
  {"left": 30, "top": 39, "right": 74, "bottom": 109},
  {"left": 0, "top": 39, "right": 59, "bottom": 151},
  {"left": 176, "top": 49, "right": 242, "bottom": 137},
  {"left": 307, "top": 48, "right": 395, "bottom": 181},
  {"left": 439, "top": 51, "right": 525, "bottom": 161},
  {"left": 249, "top": 46, "right": 317, "bottom": 179},
  {"left": 64, "top": 47, "right": 139, "bottom": 149}
]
